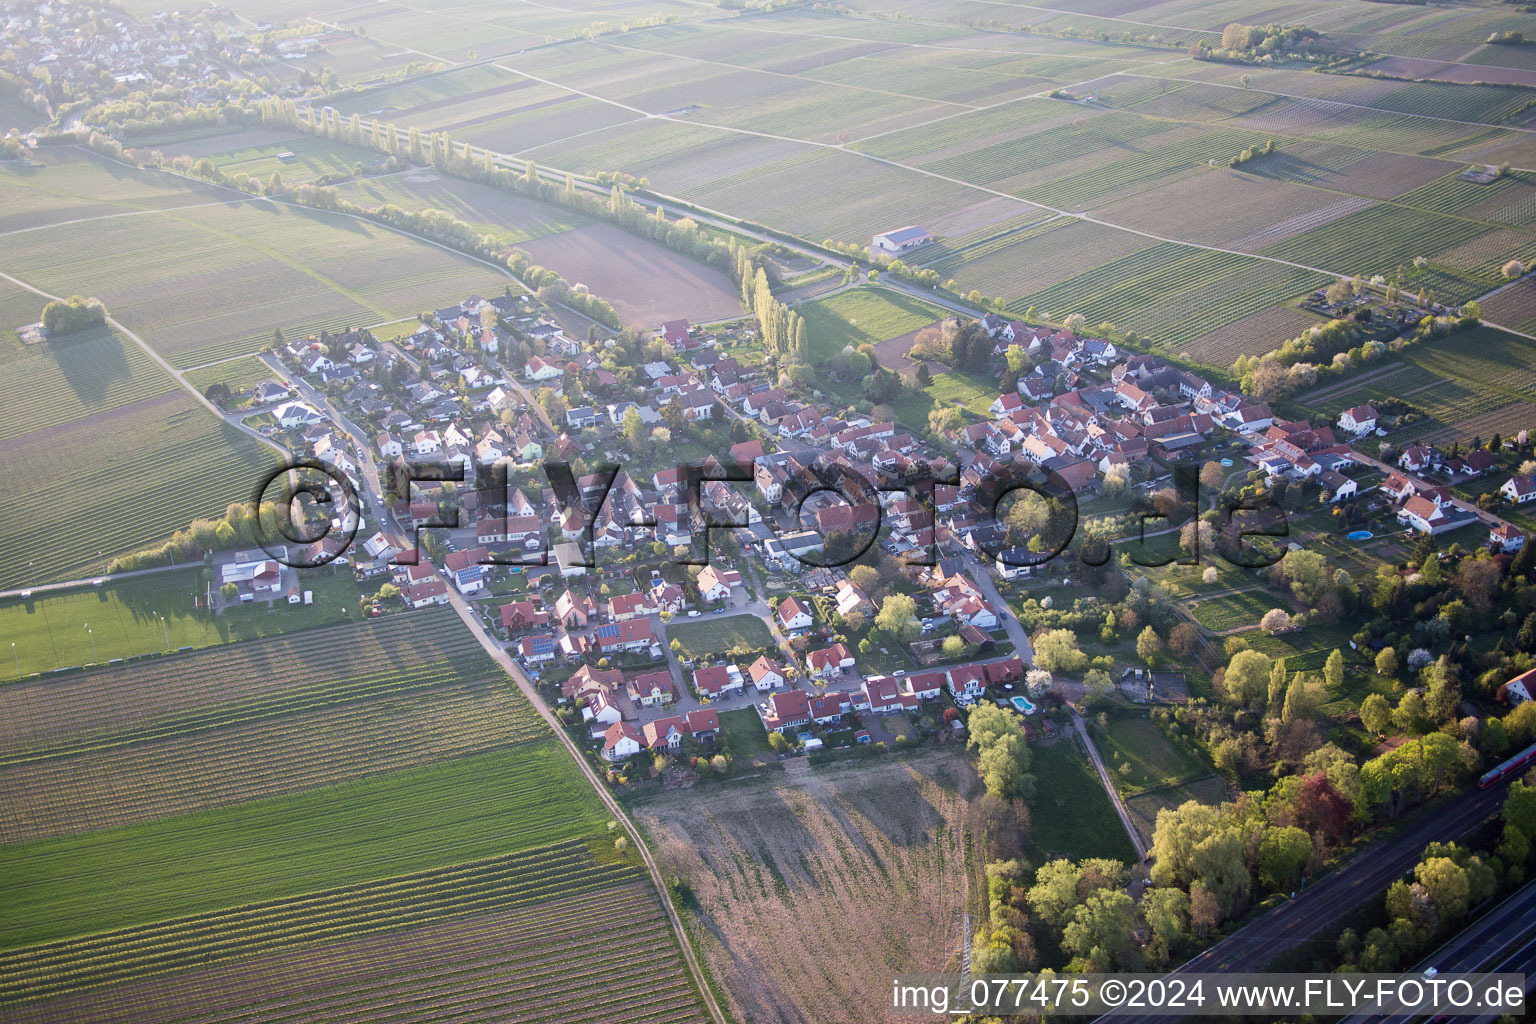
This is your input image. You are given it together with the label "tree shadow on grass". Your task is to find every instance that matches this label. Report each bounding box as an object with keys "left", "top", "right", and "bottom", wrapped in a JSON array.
[{"left": 48, "top": 325, "right": 132, "bottom": 407}]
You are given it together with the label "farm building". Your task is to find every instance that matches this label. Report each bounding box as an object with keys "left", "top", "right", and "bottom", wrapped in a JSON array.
[{"left": 871, "top": 226, "right": 932, "bottom": 253}]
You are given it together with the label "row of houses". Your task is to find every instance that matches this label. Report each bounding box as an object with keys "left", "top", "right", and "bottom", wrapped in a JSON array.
[{"left": 756, "top": 655, "right": 1026, "bottom": 734}]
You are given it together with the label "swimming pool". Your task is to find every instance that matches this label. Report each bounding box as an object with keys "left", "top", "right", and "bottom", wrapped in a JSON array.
[
  {"left": 1347, "top": 530, "right": 1373, "bottom": 541},
  {"left": 1010, "top": 695, "right": 1037, "bottom": 715},
  {"left": 1219, "top": 458, "right": 1233, "bottom": 467}
]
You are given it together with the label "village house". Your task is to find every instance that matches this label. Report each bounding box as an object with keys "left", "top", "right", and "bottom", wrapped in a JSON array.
[
  {"left": 777, "top": 596, "right": 814, "bottom": 632},
  {"left": 594, "top": 619, "right": 658, "bottom": 655},
  {"left": 601, "top": 722, "right": 644, "bottom": 761},
  {"left": 807, "top": 641, "right": 855, "bottom": 679},
  {"left": 1501, "top": 474, "right": 1536, "bottom": 504},
  {"left": 499, "top": 601, "right": 548, "bottom": 633},
  {"left": 759, "top": 688, "right": 813, "bottom": 733},
  {"left": 608, "top": 593, "right": 651, "bottom": 621},
  {"left": 1490, "top": 522, "right": 1526, "bottom": 554},
  {"left": 627, "top": 669, "right": 677, "bottom": 708},
  {"left": 693, "top": 663, "right": 744, "bottom": 699},
  {"left": 695, "top": 564, "right": 740, "bottom": 602},
  {"left": 1338, "top": 404, "right": 1379, "bottom": 434},
  {"left": 747, "top": 655, "right": 787, "bottom": 692},
  {"left": 518, "top": 633, "right": 557, "bottom": 665}
]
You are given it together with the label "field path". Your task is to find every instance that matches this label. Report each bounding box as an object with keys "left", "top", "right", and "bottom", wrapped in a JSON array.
[
  {"left": 304, "top": 379, "right": 730, "bottom": 1024},
  {"left": 439, "top": 584, "right": 730, "bottom": 1024},
  {"left": 0, "top": 268, "right": 286, "bottom": 458},
  {"left": 1071, "top": 711, "right": 1148, "bottom": 862}
]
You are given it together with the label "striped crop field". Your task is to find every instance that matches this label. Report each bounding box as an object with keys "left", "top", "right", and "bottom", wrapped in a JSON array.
[
  {"left": 0, "top": 331, "right": 281, "bottom": 589},
  {"left": 0, "top": 742, "right": 608, "bottom": 949},
  {"left": 1261, "top": 202, "right": 1536, "bottom": 304},
  {"left": 0, "top": 606, "right": 710, "bottom": 1023},
  {"left": 0, "top": 156, "right": 508, "bottom": 367},
  {"left": 1010, "top": 242, "right": 1327, "bottom": 358},
  {"left": 1016, "top": 125, "right": 1276, "bottom": 209},
  {"left": 0, "top": 841, "right": 707, "bottom": 1024},
  {"left": 0, "top": 611, "right": 493, "bottom": 766},
  {"left": 1394, "top": 170, "right": 1536, "bottom": 227},
  {"left": 0, "top": 611, "right": 543, "bottom": 841}
]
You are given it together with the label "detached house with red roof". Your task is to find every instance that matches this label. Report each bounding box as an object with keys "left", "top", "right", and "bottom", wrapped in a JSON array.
[
  {"left": 695, "top": 565, "right": 740, "bottom": 603},
  {"left": 601, "top": 722, "right": 644, "bottom": 761},
  {"left": 693, "top": 663, "right": 745, "bottom": 699},
  {"left": 777, "top": 596, "right": 813, "bottom": 632},
  {"left": 627, "top": 670, "right": 677, "bottom": 708},
  {"left": 760, "top": 689, "right": 813, "bottom": 734},
  {"left": 594, "top": 619, "right": 658, "bottom": 655},
  {"left": 806, "top": 642, "right": 855, "bottom": 679},
  {"left": 1501, "top": 474, "right": 1536, "bottom": 505},
  {"left": 1338, "top": 404, "right": 1379, "bottom": 434},
  {"left": 747, "top": 655, "right": 787, "bottom": 692},
  {"left": 608, "top": 593, "right": 651, "bottom": 621}
]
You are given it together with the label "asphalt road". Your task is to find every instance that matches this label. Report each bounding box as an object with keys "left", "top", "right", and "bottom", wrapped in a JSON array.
[
  {"left": 1096, "top": 782, "right": 1510, "bottom": 1024},
  {"left": 1340, "top": 879, "right": 1536, "bottom": 1024}
]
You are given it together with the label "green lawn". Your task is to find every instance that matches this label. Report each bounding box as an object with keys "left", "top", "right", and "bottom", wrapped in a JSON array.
[
  {"left": 0, "top": 742, "right": 607, "bottom": 949},
  {"left": 0, "top": 568, "right": 365, "bottom": 680},
  {"left": 666, "top": 613, "right": 776, "bottom": 661},
  {"left": 1094, "top": 713, "right": 1212, "bottom": 796},
  {"left": 720, "top": 706, "right": 773, "bottom": 761},
  {"left": 1026, "top": 737, "right": 1137, "bottom": 865},
  {"left": 796, "top": 286, "right": 945, "bottom": 362}
]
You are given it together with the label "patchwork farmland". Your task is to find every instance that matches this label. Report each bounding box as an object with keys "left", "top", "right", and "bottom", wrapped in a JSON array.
[{"left": 13, "top": 0, "right": 1536, "bottom": 1020}]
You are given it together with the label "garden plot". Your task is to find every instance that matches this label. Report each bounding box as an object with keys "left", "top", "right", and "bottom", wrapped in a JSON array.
[
  {"left": 1395, "top": 170, "right": 1536, "bottom": 227},
  {"left": 1367, "top": 54, "right": 1536, "bottom": 89},
  {"left": 514, "top": 222, "right": 742, "bottom": 325},
  {"left": 802, "top": 47, "right": 1055, "bottom": 105},
  {"left": 0, "top": 148, "right": 237, "bottom": 234},
  {"left": 796, "top": 287, "right": 948, "bottom": 363},
  {"left": 1262, "top": 203, "right": 1536, "bottom": 303},
  {"left": 335, "top": 171, "right": 589, "bottom": 245},
  {"left": 1181, "top": 304, "right": 1324, "bottom": 367},
  {"left": 0, "top": 742, "right": 606, "bottom": 950},
  {"left": 0, "top": 616, "right": 538, "bottom": 841},
  {"left": 925, "top": 217, "right": 1157, "bottom": 302},
  {"left": 677, "top": 147, "right": 983, "bottom": 244},
  {"left": 0, "top": 304, "right": 284, "bottom": 590},
  {"left": 150, "top": 130, "right": 379, "bottom": 185},
  {"left": 850, "top": 98, "right": 1091, "bottom": 164},
  {"left": 1016, "top": 124, "right": 1276, "bottom": 210},
  {"left": 1483, "top": 277, "right": 1536, "bottom": 333},
  {"left": 917, "top": 110, "right": 1178, "bottom": 192},
  {"left": 1011, "top": 242, "right": 1326, "bottom": 356}
]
